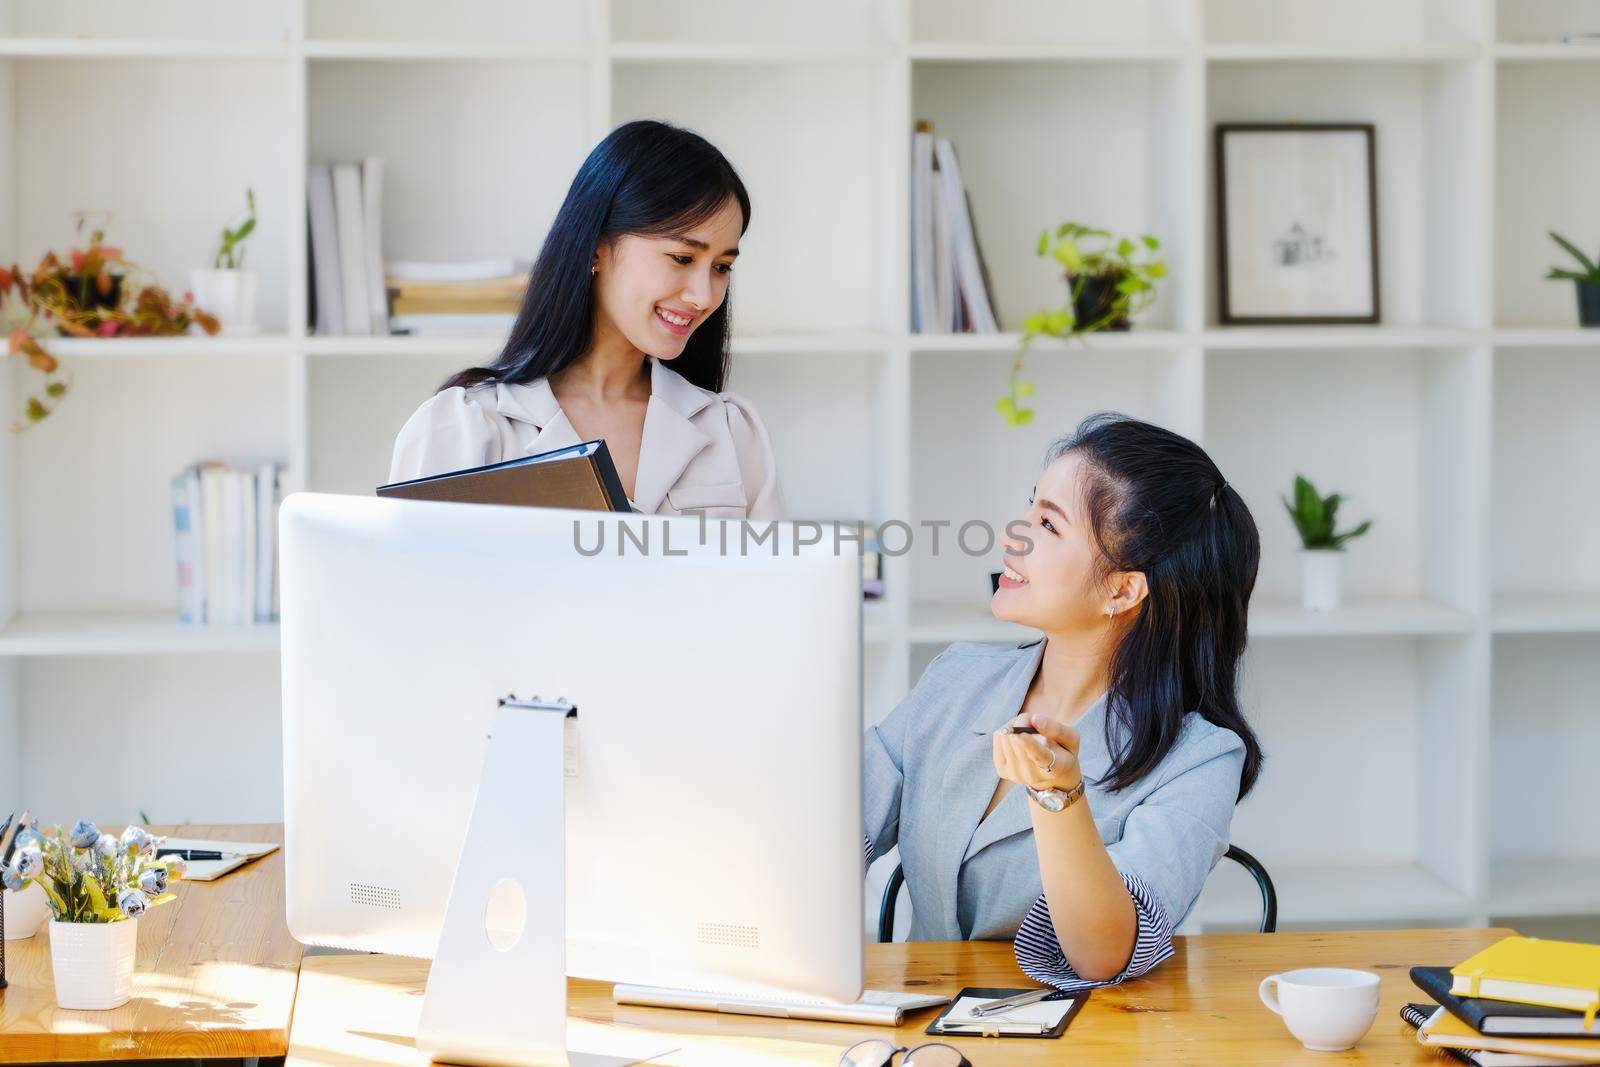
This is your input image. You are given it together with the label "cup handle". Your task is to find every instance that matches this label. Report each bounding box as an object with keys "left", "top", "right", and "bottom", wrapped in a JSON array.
[{"left": 1258, "top": 975, "right": 1283, "bottom": 1016}]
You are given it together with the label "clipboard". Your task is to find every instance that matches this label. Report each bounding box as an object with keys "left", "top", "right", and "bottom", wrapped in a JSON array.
[{"left": 925, "top": 986, "right": 1087, "bottom": 1039}]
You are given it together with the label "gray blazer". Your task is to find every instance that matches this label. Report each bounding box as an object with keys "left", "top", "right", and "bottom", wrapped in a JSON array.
[{"left": 865, "top": 637, "right": 1247, "bottom": 942}]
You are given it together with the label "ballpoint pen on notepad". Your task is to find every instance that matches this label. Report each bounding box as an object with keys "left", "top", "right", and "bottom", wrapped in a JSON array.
[
  {"left": 968, "top": 988, "right": 1056, "bottom": 1018},
  {"left": 156, "top": 848, "right": 240, "bottom": 861}
]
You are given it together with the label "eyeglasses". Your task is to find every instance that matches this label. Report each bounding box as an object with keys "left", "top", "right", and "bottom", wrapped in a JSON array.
[{"left": 839, "top": 1039, "right": 971, "bottom": 1067}]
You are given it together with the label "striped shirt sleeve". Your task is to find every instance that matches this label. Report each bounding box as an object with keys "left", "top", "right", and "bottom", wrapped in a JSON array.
[
  {"left": 863, "top": 834, "right": 874, "bottom": 873},
  {"left": 1012, "top": 870, "right": 1175, "bottom": 991}
]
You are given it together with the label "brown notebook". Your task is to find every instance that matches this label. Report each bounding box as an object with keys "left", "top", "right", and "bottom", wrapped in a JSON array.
[{"left": 376, "top": 439, "right": 632, "bottom": 512}]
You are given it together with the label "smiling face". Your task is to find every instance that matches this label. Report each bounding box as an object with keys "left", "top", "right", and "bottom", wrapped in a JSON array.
[
  {"left": 992, "top": 451, "right": 1148, "bottom": 634},
  {"left": 591, "top": 196, "right": 744, "bottom": 361}
]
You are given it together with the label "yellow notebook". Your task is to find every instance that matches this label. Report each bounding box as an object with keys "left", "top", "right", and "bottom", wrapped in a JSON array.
[
  {"left": 1451, "top": 937, "right": 1600, "bottom": 1029},
  {"left": 1419, "top": 1004, "right": 1600, "bottom": 1061}
]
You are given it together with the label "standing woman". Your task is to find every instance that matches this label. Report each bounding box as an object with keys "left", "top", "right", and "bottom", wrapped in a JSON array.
[
  {"left": 866, "top": 413, "right": 1265, "bottom": 989},
  {"left": 389, "top": 120, "right": 784, "bottom": 520}
]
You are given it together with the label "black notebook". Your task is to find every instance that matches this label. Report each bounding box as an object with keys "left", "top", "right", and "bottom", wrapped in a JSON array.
[
  {"left": 377, "top": 439, "right": 631, "bottom": 513},
  {"left": 1412, "top": 966, "right": 1600, "bottom": 1038}
]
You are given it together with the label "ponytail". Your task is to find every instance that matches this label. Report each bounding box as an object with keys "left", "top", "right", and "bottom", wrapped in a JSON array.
[{"left": 1048, "top": 414, "right": 1264, "bottom": 799}]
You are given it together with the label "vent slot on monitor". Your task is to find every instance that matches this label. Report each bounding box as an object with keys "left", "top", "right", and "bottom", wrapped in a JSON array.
[
  {"left": 350, "top": 882, "right": 402, "bottom": 910},
  {"left": 696, "top": 921, "right": 760, "bottom": 949}
]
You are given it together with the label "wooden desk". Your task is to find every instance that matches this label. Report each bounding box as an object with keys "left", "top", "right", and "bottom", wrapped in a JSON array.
[
  {"left": 0, "top": 823, "right": 300, "bottom": 1063},
  {"left": 288, "top": 927, "right": 1515, "bottom": 1065}
]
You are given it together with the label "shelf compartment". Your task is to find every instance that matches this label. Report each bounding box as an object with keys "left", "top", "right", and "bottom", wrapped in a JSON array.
[
  {"left": 1225, "top": 637, "right": 1480, "bottom": 910},
  {"left": 913, "top": 57, "right": 1194, "bottom": 333},
  {"left": 1494, "top": 62, "right": 1600, "bottom": 328},
  {"left": 1490, "top": 635, "right": 1600, "bottom": 889},
  {"left": 1492, "top": 349, "right": 1600, "bottom": 595},
  {"left": 307, "top": 59, "right": 590, "bottom": 342},
  {"left": 15, "top": 58, "right": 293, "bottom": 334},
  {"left": 1206, "top": 60, "right": 1487, "bottom": 331},
  {"left": 611, "top": 60, "right": 894, "bottom": 336},
  {"left": 1496, "top": 0, "right": 1600, "bottom": 48},
  {"left": 1205, "top": 347, "right": 1483, "bottom": 610},
  {"left": 910, "top": 346, "right": 1202, "bottom": 608},
  {"left": 14, "top": 355, "right": 290, "bottom": 614}
]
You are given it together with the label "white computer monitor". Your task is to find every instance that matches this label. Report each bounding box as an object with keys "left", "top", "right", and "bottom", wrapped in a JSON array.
[{"left": 279, "top": 492, "right": 863, "bottom": 1004}]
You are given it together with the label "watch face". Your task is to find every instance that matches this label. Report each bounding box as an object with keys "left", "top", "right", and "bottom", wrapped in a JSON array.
[{"left": 1033, "top": 788, "right": 1065, "bottom": 812}]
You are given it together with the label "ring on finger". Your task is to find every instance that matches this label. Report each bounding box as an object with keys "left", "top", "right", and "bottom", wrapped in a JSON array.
[{"left": 1044, "top": 750, "right": 1057, "bottom": 774}]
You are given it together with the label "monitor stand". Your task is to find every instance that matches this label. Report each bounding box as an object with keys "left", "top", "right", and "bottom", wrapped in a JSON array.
[{"left": 416, "top": 697, "right": 672, "bottom": 1067}]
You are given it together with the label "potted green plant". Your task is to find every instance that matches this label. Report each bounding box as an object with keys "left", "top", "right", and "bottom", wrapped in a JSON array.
[
  {"left": 2, "top": 820, "right": 185, "bottom": 1009},
  {"left": 1282, "top": 475, "right": 1373, "bottom": 612},
  {"left": 1546, "top": 230, "right": 1600, "bottom": 327},
  {"left": 997, "top": 222, "right": 1165, "bottom": 427},
  {"left": 189, "top": 187, "right": 259, "bottom": 335}
]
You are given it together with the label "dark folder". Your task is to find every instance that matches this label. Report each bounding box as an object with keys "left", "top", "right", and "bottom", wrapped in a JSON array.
[{"left": 376, "top": 439, "right": 631, "bottom": 512}]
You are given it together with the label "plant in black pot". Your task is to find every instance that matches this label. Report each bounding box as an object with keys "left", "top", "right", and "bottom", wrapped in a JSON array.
[
  {"left": 1546, "top": 230, "right": 1600, "bottom": 327},
  {"left": 997, "top": 222, "right": 1165, "bottom": 426}
]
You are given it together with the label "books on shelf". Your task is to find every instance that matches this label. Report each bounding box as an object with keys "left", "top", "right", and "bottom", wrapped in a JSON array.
[
  {"left": 911, "top": 121, "right": 999, "bottom": 335},
  {"left": 306, "top": 157, "right": 389, "bottom": 337},
  {"left": 383, "top": 259, "right": 529, "bottom": 337},
  {"left": 172, "top": 461, "right": 283, "bottom": 625}
]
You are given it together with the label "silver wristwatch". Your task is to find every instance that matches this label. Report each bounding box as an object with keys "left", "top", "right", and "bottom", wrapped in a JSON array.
[{"left": 1025, "top": 778, "right": 1086, "bottom": 813}]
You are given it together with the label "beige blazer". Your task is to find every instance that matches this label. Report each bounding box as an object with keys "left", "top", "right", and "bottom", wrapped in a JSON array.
[{"left": 387, "top": 356, "right": 785, "bottom": 520}]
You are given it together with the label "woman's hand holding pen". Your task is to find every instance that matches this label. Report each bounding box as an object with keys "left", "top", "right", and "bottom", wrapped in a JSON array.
[{"left": 993, "top": 712, "right": 1083, "bottom": 793}]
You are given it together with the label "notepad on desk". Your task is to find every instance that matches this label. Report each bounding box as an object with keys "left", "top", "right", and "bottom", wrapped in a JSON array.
[
  {"left": 926, "top": 987, "right": 1084, "bottom": 1038},
  {"left": 160, "top": 837, "right": 279, "bottom": 882}
]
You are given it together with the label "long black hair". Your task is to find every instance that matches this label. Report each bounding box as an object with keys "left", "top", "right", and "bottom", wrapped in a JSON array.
[
  {"left": 438, "top": 120, "right": 751, "bottom": 395},
  {"left": 1050, "top": 412, "right": 1264, "bottom": 800}
]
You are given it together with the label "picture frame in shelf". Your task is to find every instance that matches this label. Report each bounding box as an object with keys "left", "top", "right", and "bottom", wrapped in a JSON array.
[{"left": 1215, "top": 123, "right": 1380, "bottom": 326}]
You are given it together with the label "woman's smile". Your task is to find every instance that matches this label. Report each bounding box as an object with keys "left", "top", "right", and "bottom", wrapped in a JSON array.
[{"left": 654, "top": 305, "right": 695, "bottom": 335}]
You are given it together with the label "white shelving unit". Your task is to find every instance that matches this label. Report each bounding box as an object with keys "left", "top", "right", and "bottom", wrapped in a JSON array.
[{"left": 1, "top": 0, "right": 1596, "bottom": 933}]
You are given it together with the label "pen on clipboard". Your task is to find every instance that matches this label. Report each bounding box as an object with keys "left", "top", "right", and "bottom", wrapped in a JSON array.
[
  {"left": 968, "top": 987, "right": 1055, "bottom": 1017},
  {"left": 155, "top": 848, "right": 238, "bottom": 861}
]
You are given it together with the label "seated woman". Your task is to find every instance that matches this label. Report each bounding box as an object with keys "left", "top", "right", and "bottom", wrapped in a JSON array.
[{"left": 865, "top": 412, "right": 1265, "bottom": 989}]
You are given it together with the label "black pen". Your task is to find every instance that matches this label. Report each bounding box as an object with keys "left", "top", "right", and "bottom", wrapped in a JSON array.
[{"left": 156, "top": 848, "right": 234, "bottom": 861}]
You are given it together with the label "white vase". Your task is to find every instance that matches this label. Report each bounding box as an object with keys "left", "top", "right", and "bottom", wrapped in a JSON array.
[
  {"left": 188, "top": 268, "right": 260, "bottom": 335},
  {"left": 3, "top": 882, "right": 50, "bottom": 940},
  {"left": 48, "top": 917, "right": 139, "bottom": 1010},
  {"left": 1298, "top": 549, "right": 1346, "bottom": 612}
]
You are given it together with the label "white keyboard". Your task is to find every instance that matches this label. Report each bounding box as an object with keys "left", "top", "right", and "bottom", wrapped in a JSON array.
[{"left": 613, "top": 984, "right": 951, "bottom": 1025}]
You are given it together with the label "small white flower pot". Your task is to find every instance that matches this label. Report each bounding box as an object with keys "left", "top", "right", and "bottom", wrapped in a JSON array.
[
  {"left": 48, "top": 917, "right": 139, "bottom": 1010},
  {"left": 1298, "top": 549, "right": 1346, "bottom": 612},
  {"left": 3, "top": 882, "right": 50, "bottom": 940},
  {"left": 188, "top": 268, "right": 260, "bottom": 336}
]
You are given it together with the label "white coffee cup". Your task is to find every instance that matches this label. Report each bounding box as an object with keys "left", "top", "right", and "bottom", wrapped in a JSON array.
[{"left": 1259, "top": 967, "right": 1381, "bottom": 1052}]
